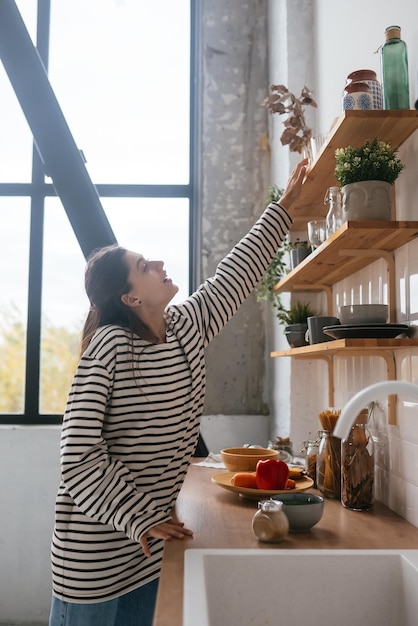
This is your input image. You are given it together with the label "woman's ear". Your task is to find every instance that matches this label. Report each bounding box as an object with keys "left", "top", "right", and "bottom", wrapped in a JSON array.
[{"left": 121, "top": 294, "right": 141, "bottom": 307}]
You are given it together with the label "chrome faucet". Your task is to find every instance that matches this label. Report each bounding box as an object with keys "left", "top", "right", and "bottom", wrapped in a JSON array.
[{"left": 333, "top": 381, "right": 418, "bottom": 440}]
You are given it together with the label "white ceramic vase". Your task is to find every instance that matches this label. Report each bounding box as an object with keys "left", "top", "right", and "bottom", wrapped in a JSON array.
[{"left": 342, "top": 180, "right": 392, "bottom": 221}]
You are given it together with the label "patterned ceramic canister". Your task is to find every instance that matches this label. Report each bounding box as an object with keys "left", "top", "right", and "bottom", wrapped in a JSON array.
[
  {"left": 342, "top": 81, "right": 372, "bottom": 111},
  {"left": 345, "top": 70, "right": 383, "bottom": 110}
]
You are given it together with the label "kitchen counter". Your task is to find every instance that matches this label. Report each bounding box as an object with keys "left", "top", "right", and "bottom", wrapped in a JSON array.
[{"left": 153, "top": 462, "right": 418, "bottom": 626}]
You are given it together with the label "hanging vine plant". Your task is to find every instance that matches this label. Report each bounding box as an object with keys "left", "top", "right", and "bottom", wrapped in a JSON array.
[
  {"left": 257, "top": 185, "right": 313, "bottom": 324},
  {"left": 256, "top": 185, "right": 289, "bottom": 320}
]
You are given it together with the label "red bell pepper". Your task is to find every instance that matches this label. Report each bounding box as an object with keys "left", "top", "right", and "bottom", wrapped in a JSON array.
[{"left": 255, "top": 459, "right": 289, "bottom": 490}]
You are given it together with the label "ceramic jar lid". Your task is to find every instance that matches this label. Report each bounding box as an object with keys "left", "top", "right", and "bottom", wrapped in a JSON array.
[{"left": 345, "top": 69, "right": 378, "bottom": 85}]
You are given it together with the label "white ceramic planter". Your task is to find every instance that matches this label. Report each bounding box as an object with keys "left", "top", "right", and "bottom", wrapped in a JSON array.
[{"left": 342, "top": 180, "right": 392, "bottom": 221}]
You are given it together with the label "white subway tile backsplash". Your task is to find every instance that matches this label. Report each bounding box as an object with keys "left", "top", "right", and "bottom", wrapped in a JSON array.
[
  {"left": 398, "top": 400, "right": 418, "bottom": 445},
  {"left": 387, "top": 472, "right": 406, "bottom": 517},
  {"left": 398, "top": 439, "right": 418, "bottom": 487},
  {"left": 331, "top": 241, "right": 418, "bottom": 524},
  {"left": 404, "top": 481, "right": 418, "bottom": 527}
]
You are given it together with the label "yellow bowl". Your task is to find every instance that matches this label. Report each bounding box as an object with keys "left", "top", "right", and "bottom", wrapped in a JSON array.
[{"left": 220, "top": 447, "right": 280, "bottom": 472}]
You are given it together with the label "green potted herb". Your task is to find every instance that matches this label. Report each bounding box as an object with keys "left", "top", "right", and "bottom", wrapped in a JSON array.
[
  {"left": 286, "top": 239, "right": 311, "bottom": 269},
  {"left": 278, "top": 301, "right": 318, "bottom": 348},
  {"left": 334, "top": 137, "right": 405, "bottom": 221}
]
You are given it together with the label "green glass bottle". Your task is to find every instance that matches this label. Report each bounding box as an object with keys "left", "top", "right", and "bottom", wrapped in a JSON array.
[{"left": 381, "top": 25, "right": 410, "bottom": 110}]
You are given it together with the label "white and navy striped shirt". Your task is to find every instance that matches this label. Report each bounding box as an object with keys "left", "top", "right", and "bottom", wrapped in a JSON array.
[{"left": 51, "top": 202, "right": 291, "bottom": 602}]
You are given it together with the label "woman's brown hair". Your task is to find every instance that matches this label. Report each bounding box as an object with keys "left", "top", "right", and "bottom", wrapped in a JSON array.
[{"left": 80, "top": 244, "right": 157, "bottom": 354}]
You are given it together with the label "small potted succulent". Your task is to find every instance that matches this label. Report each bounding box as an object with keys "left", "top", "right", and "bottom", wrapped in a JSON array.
[
  {"left": 286, "top": 239, "right": 311, "bottom": 269},
  {"left": 334, "top": 137, "right": 405, "bottom": 221},
  {"left": 277, "top": 301, "right": 318, "bottom": 348}
]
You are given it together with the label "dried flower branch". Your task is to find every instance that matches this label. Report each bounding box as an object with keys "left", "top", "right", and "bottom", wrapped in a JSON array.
[{"left": 261, "top": 84, "right": 317, "bottom": 154}]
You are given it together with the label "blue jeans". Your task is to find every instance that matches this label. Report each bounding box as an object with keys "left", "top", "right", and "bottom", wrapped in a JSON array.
[{"left": 49, "top": 578, "right": 159, "bottom": 626}]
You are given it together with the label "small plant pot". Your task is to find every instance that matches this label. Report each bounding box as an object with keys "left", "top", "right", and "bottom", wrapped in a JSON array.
[
  {"left": 284, "top": 323, "right": 309, "bottom": 348},
  {"left": 290, "top": 248, "right": 311, "bottom": 270}
]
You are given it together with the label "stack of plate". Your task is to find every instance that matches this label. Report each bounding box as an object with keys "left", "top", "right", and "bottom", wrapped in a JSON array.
[{"left": 323, "top": 304, "right": 410, "bottom": 340}]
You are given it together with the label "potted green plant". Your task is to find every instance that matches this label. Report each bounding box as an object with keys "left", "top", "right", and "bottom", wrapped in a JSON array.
[
  {"left": 277, "top": 301, "right": 318, "bottom": 348},
  {"left": 334, "top": 137, "right": 405, "bottom": 221},
  {"left": 287, "top": 239, "right": 311, "bottom": 269}
]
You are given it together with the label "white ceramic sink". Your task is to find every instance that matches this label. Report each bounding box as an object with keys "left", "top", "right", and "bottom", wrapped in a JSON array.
[{"left": 183, "top": 549, "right": 418, "bottom": 626}]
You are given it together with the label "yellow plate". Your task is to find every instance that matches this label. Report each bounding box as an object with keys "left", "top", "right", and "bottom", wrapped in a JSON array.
[{"left": 211, "top": 472, "right": 314, "bottom": 500}]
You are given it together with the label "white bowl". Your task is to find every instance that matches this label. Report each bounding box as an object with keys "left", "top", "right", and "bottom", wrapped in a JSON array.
[
  {"left": 272, "top": 492, "right": 324, "bottom": 531},
  {"left": 338, "top": 304, "right": 389, "bottom": 325}
]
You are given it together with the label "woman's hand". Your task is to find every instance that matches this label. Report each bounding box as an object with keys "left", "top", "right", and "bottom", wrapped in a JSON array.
[
  {"left": 140, "top": 519, "right": 193, "bottom": 557},
  {"left": 277, "top": 158, "right": 308, "bottom": 217}
]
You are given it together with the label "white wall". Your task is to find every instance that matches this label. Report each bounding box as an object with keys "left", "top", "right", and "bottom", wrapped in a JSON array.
[
  {"left": 314, "top": 0, "right": 418, "bottom": 134},
  {"left": 0, "top": 427, "right": 60, "bottom": 624}
]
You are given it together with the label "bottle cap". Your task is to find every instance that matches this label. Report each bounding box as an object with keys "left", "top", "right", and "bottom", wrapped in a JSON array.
[{"left": 385, "top": 26, "right": 401, "bottom": 40}]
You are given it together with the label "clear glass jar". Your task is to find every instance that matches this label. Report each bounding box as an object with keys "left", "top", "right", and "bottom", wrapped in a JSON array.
[
  {"left": 341, "top": 412, "right": 374, "bottom": 510},
  {"left": 324, "top": 186, "right": 343, "bottom": 238},
  {"left": 268, "top": 437, "right": 293, "bottom": 462},
  {"left": 252, "top": 500, "right": 289, "bottom": 543},
  {"left": 316, "top": 430, "right": 341, "bottom": 499},
  {"left": 303, "top": 436, "right": 320, "bottom": 486}
]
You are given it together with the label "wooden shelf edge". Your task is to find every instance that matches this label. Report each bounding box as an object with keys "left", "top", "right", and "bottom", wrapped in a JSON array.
[
  {"left": 270, "top": 338, "right": 418, "bottom": 358},
  {"left": 274, "top": 221, "right": 418, "bottom": 294}
]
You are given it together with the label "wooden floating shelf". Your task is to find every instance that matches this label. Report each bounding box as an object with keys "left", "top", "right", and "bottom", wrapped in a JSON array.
[
  {"left": 271, "top": 337, "right": 418, "bottom": 424},
  {"left": 270, "top": 337, "right": 418, "bottom": 359},
  {"left": 291, "top": 110, "right": 418, "bottom": 230},
  {"left": 275, "top": 220, "right": 418, "bottom": 293},
  {"left": 270, "top": 111, "right": 418, "bottom": 426}
]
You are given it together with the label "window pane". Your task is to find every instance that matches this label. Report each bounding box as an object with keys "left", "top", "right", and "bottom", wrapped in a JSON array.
[
  {"left": 0, "top": 198, "right": 30, "bottom": 413},
  {"left": 49, "top": 0, "right": 190, "bottom": 184},
  {"left": 103, "top": 197, "right": 190, "bottom": 303},
  {"left": 40, "top": 199, "right": 87, "bottom": 414},
  {"left": 0, "top": 1, "right": 38, "bottom": 182},
  {"left": 0, "top": 69, "right": 33, "bottom": 182},
  {"left": 40, "top": 197, "right": 189, "bottom": 414}
]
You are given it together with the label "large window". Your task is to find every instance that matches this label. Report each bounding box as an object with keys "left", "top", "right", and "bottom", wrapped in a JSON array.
[{"left": 0, "top": 0, "right": 198, "bottom": 424}]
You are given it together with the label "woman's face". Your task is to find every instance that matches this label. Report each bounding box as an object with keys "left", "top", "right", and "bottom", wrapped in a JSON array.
[{"left": 122, "top": 250, "right": 179, "bottom": 310}]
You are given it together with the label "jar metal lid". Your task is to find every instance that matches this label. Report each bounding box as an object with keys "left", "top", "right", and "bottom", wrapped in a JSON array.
[{"left": 258, "top": 499, "right": 283, "bottom": 512}]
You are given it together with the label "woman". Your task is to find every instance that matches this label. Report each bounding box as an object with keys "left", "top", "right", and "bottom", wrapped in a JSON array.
[{"left": 49, "top": 159, "right": 307, "bottom": 626}]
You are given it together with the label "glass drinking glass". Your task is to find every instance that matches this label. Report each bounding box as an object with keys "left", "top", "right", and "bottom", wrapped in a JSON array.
[{"left": 308, "top": 220, "right": 327, "bottom": 250}]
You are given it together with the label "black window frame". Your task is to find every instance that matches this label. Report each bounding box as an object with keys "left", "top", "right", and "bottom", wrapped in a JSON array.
[{"left": 0, "top": 0, "right": 201, "bottom": 425}]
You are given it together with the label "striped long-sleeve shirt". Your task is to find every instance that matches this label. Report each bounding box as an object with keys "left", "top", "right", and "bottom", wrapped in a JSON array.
[{"left": 51, "top": 202, "right": 291, "bottom": 602}]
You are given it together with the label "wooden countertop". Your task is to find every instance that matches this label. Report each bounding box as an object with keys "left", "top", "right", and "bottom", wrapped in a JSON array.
[{"left": 153, "top": 462, "right": 418, "bottom": 626}]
